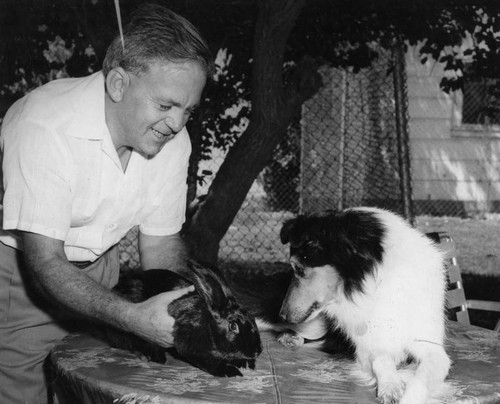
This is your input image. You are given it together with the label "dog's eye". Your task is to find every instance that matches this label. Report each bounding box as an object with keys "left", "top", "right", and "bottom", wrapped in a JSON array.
[{"left": 228, "top": 321, "right": 239, "bottom": 334}]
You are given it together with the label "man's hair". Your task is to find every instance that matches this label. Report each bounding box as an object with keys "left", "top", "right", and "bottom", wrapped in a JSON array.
[{"left": 102, "top": 3, "right": 214, "bottom": 78}]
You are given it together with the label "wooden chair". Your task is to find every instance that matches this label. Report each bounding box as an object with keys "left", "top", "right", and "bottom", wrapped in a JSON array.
[{"left": 426, "top": 232, "right": 500, "bottom": 332}]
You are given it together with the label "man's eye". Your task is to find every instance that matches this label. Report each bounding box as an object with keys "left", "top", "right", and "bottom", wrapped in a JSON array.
[{"left": 159, "top": 104, "right": 172, "bottom": 111}]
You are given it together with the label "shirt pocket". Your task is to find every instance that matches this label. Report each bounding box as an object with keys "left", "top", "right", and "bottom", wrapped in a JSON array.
[
  {"left": 129, "top": 186, "right": 163, "bottom": 227},
  {"left": 69, "top": 141, "right": 104, "bottom": 226}
]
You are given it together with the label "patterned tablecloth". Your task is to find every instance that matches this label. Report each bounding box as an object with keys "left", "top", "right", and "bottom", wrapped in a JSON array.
[{"left": 50, "top": 321, "right": 500, "bottom": 404}]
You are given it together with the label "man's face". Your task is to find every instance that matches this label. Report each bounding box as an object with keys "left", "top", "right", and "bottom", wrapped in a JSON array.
[{"left": 115, "top": 60, "right": 206, "bottom": 157}]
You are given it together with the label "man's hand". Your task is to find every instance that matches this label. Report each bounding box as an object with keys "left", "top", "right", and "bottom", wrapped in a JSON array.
[{"left": 128, "top": 286, "right": 194, "bottom": 347}]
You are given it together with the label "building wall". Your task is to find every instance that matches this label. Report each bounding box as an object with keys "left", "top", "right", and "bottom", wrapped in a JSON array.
[{"left": 406, "top": 46, "right": 500, "bottom": 216}]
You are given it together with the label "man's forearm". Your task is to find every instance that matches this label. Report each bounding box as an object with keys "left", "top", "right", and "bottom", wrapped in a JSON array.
[
  {"left": 24, "top": 251, "right": 135, "bottom": 332},
  {"left": 21, "top": 231, "right": 188, "bottom": 348}
]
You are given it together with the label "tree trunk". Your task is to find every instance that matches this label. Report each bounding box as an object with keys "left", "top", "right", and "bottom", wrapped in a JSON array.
[{"left": 184, "top": 0, "right": 322, "bottom": 264}]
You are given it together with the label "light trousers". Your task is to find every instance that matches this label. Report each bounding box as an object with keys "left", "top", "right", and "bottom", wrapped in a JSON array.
[{"left": 0, "top": 242, "right": 119, "bottom": 404}]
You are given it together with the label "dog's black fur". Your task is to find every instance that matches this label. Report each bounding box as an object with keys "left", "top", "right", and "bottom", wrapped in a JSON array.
[{"left": 280, "top": 209, "right": 386, "bottom": 296}]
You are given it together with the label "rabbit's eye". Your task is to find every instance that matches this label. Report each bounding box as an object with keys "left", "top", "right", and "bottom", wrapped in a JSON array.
[{"left": 228, "top": 321, "right": 239, "bottom": 334}]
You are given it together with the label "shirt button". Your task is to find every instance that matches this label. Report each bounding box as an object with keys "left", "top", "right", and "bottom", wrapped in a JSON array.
[{"left": 107, "top": 223, "right": 116, "bottom": 230}]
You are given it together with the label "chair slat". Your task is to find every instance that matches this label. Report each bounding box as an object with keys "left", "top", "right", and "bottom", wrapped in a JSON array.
[
  {"left": 468, "top": 300, "right": 500, "bottom": 332},
  {"left": 427, "top": 232, "right": 470, "bottom": 325},
  {"left": 447, "top": 287, "right": 468, "bottom": 311},
  {"left": 467, "top": 299, "right": 500, "bottom": 312},
  {"left": 426, "top": 231, "right": 499, "bottom": 332},
  {"left": 455, "top": 309, "right": 471, "bottom": 324}
]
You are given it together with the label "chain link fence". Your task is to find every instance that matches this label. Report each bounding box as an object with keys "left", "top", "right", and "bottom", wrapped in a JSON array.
[
  {"left": 216, "top": 48, "right": 412, "bottom": 263},
  {"left": 120, "top": 226, "right": 140, "bottom": 269}
]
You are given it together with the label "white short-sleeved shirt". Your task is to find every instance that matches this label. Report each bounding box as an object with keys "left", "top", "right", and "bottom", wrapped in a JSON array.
[{"left": 0, "top": 72, "right": 191, "bottom": 262}]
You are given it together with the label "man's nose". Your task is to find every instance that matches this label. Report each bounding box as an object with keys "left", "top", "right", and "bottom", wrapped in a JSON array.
[{"left": 164, "top": 111, "right": 186, "bottom": 133}]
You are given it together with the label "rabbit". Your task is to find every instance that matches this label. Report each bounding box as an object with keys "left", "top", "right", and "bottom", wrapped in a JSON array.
[{"left": 105, "top": 259, "right": 263, "bottom": 377}]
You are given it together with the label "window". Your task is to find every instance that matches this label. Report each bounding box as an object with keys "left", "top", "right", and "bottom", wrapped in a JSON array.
[
  {"left": 462, "top": 78, "right": 500, "bottom": 125},
  {"left": 452, "top": 77, "right": 500, "bottom": 135}
]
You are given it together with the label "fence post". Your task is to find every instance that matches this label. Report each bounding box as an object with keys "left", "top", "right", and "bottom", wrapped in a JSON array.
[
  {"left": 338, "top": 69, "right": 348, "bottom": 211},
  {"left": 392, "top": 41, "right": 415, "bottom": 224}
]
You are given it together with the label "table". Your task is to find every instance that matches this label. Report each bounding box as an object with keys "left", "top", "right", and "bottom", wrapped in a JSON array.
[{"left": 50, "top": 321, "right": 500, "bottom": 404}]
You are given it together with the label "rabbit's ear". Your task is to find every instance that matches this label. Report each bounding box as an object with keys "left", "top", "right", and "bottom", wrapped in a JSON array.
[{"left": 188, "top": 260, "right": 232, "bottom": 313}]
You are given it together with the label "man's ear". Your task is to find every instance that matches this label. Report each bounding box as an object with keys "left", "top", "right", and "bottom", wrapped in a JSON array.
[{"left": 105, "top": 67, "right": 129, "bottom": 102}]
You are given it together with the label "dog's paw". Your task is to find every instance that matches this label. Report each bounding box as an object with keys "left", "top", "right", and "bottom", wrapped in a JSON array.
[
  {"left": 377, "top": 378, "right": 406, "bottom": 404},
  {"left": 277, "top": 331, "right": 305, "bottom": 348}
]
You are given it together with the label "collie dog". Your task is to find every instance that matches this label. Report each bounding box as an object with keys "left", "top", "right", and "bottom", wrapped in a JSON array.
[{"left": 278, "top": 207, "right": 450, "bottom": 404}]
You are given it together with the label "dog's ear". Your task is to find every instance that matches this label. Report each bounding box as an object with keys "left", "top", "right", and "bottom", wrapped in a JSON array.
[
  {"left": 280, "top": 218, "right": 298, "bottom": 244},
  {"left": 280, "top": 220, "right": 293, "bottom": 244},
  {"left": 336, "top": 233, "right": 358, "bottom": 258}
]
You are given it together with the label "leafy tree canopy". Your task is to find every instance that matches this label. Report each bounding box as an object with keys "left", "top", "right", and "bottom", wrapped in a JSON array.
[{"left": 2, "top": 0, "right": 498, "bottom": 113}]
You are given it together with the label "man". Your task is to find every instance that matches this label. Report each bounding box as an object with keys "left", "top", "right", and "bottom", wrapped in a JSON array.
[{"left": 0, "top": 3, "right": 214, "bottom": 403}]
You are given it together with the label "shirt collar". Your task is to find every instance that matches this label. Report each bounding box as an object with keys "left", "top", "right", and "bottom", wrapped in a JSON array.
[{"left": 65, "top": 71, "right": 108, "bottom": 141}]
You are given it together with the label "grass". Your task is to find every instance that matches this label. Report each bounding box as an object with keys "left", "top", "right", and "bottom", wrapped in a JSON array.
[{"left": 415, "top": 215, "right": 500, "bottom": 276}]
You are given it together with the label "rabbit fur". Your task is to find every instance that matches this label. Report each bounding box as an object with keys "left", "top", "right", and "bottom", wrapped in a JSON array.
[{"left": 105, "top": 259, "right": 263, "bottom": 377}]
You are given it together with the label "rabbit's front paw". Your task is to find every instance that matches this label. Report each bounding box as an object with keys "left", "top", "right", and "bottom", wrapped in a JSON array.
[
  {"left": 134, "top": 344, "right": 167, "bottom": 364},
  {"left": 148, "top": 349, "right": 167, "bottom": 364},
  {"left": 211, "top": 363, "right": 243, "bottom": 377},
  {"left": 231, "top": 358, "right": 256, "bottom": 370}
]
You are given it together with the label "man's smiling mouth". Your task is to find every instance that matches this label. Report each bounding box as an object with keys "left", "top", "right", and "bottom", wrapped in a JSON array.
[
  {"left": 151, "top": 128, "right": 168, "bottom": 138},
  {"left": 151, "top": 128, "right": 176, "bottom": 143}
]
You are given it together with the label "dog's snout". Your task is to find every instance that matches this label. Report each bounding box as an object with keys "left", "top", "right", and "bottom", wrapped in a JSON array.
[
  {"left": 280, "top": 291, "right": 298, "bottom": 323},
  {"left": 280, "top": 299, "right": 308, "bottom": 324},
  {"left": 279, "top": 307, "right": 290, "bottom": 322}
]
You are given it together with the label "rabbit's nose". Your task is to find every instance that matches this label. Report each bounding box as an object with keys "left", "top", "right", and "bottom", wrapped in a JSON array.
[{"left": 256, "top": 342, "right": 263, "bottom": 355}]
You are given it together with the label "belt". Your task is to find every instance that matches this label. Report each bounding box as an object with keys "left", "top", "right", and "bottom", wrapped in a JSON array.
[{"left": 70, "top": 260, "right": 94, "bottom": 269}]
